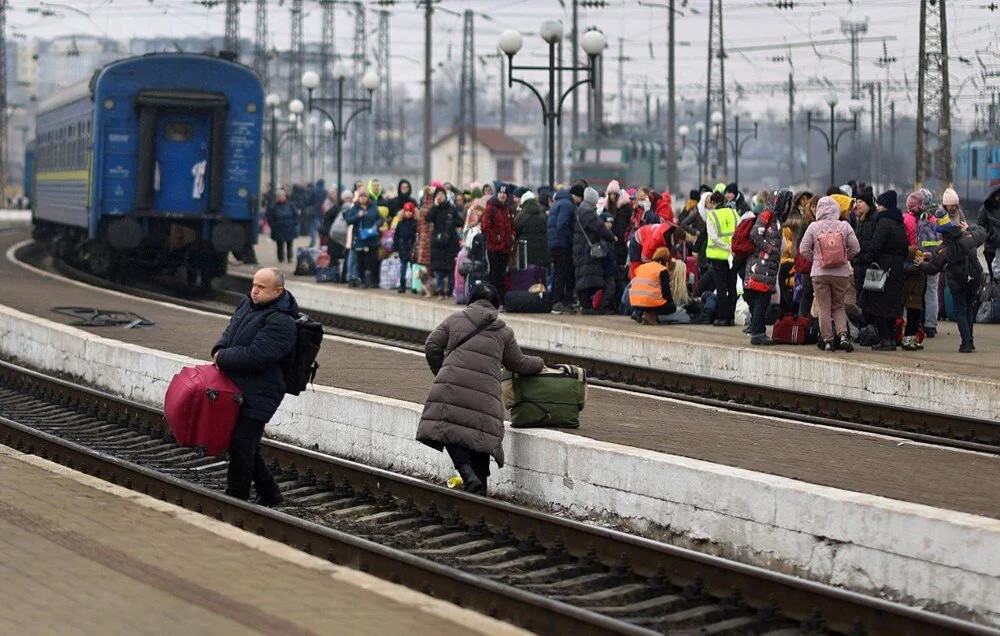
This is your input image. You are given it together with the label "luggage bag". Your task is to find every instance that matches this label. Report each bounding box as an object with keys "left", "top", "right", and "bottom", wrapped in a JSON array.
[
  {"left": 501, "top": 364, "right": 587, "bottom": 428},
  {"left": 508, "top": 264, "right": 547, "bottom": 293},
  {"left": 504, "top": 289, "right": 552, "bottom": 313},
  {"left": 771, "top": 313, "right": 816, "bottom": 344},
  {"left": 163, "top": 365, "right": 243, "bottom": 457},
  {"left": 379, "top": 256, "right": 402, "bottom": 290}
]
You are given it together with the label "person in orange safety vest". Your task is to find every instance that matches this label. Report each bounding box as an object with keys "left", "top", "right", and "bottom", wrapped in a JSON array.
[{"left": 628, "top": 247, "right": 677, "bottom": 325}]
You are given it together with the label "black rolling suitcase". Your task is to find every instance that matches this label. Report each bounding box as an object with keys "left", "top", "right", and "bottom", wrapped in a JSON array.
[{"left": 504, "top": 289, "right": 552, "bottom": 313}]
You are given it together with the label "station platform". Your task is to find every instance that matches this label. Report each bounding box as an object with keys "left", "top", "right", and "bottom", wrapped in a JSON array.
[
  {"left": 3, "top": 228, "right": 999, "bottom": 625},
  {"left": 0, "top": 445, "right": 521, "bottom": 635},
  {"left": 235, "top": 237, "right": 1000, "bottom": 423}
]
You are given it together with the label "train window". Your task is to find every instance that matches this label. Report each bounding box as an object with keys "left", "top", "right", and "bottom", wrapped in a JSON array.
[
  {"left": 972, "top": 149, "right": 979, "bottom": 179},
  {"left": 601, "top": 149, "right": 624, "bottom": 163},
  {"left": 584, "top": 148, "right": 598, "bottom": 162},
  {"left": 164, "top": 122, "right": 194, "bottom": 142}
]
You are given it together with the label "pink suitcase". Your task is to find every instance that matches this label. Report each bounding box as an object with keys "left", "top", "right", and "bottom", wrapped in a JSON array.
[{"left": 163, "top": 365, "right": 243, "bottom": 456}]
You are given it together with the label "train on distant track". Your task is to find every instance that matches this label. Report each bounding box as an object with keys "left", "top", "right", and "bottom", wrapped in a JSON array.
[
  {"left": 955, "top": 138, "right": 1000, "bottom": 213},
  {"left": 28, "top": 53, "right": 264, "bottom": 286},
  {"left": 569, "top": 132, "right": 669, "bottom": 189}
]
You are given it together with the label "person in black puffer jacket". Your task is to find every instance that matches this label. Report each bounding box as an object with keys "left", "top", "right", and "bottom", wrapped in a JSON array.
[
  {"left": 212, "top": 267, "right": 298, "bottom": 505},
  {"left": 392, "top": 202, "right": 419, "bottom": 292},
  {"left": 425, "top": 186, "right": 462, "bottom": 297},
  {"left": 859, "top": 190, "right": 910, "bottom": 351},
  {"left": 975, "top": 186, "right": 1000, "bottom": 280},
  {"left": 573, "top": 187, "right": 617, "bottom": 313},
  {"left": 514, "top": 191, "right": 549, "bottom": 268}
]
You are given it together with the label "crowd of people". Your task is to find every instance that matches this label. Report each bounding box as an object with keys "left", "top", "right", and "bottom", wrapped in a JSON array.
[{"left": 261, "top": 175, "right": 1000, "bottom": 355}]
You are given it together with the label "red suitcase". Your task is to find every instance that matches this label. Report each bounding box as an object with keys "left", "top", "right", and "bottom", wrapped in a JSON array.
[
  {"left": 163, "top": 365, "right": 244, "bottom": 456},
  {"left": 771, "top": 313, "right": 814, "bottom": 345}
]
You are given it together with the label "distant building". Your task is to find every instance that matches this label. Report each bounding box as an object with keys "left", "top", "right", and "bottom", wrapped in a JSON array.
[{"left": 430, "top": 127, "right": 528, "bottom": 186}]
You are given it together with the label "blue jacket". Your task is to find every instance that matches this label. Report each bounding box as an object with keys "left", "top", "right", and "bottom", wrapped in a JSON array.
[
  {"left": 212, "top": 291, "right": 298, "bottom": 422},
  {"left": 344, "top": 201, "right": 382, "bottom": 248},
  {"left": 266, "top": 200, "right": 299, "bottom": 242},
  {"left": 547, "top": 189, "right": 576, "bottom": 250}
]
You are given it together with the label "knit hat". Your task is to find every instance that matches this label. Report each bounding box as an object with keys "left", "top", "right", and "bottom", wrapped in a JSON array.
[
  {"left": 583, "top": 186, "right": 599, "bottom": 205},
  {"left": 905, "top": 191, "right": 924, "bottom": 214},
  {"left": 513, "top": 186, "right": 528, "bottom": 198},
  {"left": 497, "top": 183, "right": 510, "bottom": 195},
  {"left": 606, "top": 179, "right": 621, "bottom": 195},
  {"left": 569, "top": 183, "right": 586, "bottom": 199},
  {"left": 725, "top": 182, "right": 739, "bottom": 195},
  {"left": 689, "top": 189, "right": 700, "bottom": 201},
  {"left": 520, "top": 190, "right": 535, "bottom": 204},
  {"left": 839, "top": 183, "right": 853, "bottom": 197},
  {"left": 942, "top": 188, "right": 959, "bottom": 207},
  {"left": 402, "top": 201, "right": 416, "bottom": 212},
  {"left": 876, "top": 190, "right": 897, "bottom": 209},
  {"left": 599, "top": 211, "right": 613, "bottom": 223},
  {"left": 934, "top": 209, "right": 954, "bottom": 233},
  {"left": 714, "top": 182, "right": 727, "bottom": 193},
  {"left": 434, "top": 185, "right": 448, "bottom": 197},
  {"left": 857, "top": 186, "right": 875, "bottom": 211}
]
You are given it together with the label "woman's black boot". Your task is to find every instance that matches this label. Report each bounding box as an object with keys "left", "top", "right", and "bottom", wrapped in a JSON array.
[{"left": 457, "top": 464, "right": 485, "bottom": 495}]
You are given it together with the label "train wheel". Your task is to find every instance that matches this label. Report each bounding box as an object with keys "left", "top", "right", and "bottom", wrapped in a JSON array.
[{"left": 78, "top": 239, "right": 114, "bottom": 279}]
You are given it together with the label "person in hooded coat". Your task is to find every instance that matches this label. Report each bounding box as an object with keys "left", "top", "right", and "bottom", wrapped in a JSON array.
[
  {"left": 480, "top": 183, "right": 516, "bottom": 299},
  {"left": 387, "top": 178, "right": 417, "bottom": 218},
  {"left": 975, "top": 187, "right": 1000, "bottom": 281},
  {"left": 425, "top": 186, "right": 462, "bottom": 297},
  {"left": 745, "top": 190, "right": 792, "bottom": 345},
  {"left": 859, "top": 190, "right": 910, "bottom": 351},
  {"left": 416, "top": 284, "right": 544, "bottom": 495},
  {"left": 265, "top": 188, "right": 299, "bottom": 263},
  {"left": 513, "top": 191, "right": 549, "bottom": 268},
  {"left": 574, "top": 187, "right": 617, "bottom": 313},
  {"left": 606, "top": 180, "right": 634, "bottom": 268}
]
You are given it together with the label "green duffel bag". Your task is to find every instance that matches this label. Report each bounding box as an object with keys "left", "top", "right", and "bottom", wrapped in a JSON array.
[{"left": 501, "top": 364, "right": 587, "bottom": 428}]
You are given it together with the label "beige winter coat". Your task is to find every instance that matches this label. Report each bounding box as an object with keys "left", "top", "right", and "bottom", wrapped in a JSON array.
[{"left": 416, "top": 300, "right": 544, "bottom": 466}]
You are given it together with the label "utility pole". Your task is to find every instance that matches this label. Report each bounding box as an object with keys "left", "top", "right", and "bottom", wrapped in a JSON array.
[
  {"left": 557, "top": 37, "right": 565, "bottom": 183},
  {"left": 890, "top": 100, "right": 896, "bottom": 186},
  {"left": 253, "top": 0, "right": 268, "bottom": 91},
  {"left": 350, "top": 2, "right": 368, "bottom": 170},
  {"left": 916, "top": 0, "right": 953, "bottom": 188},
  {"left": 788, "top": 71, "right": 795, "bottom": 184},
  {"left": 571, "top": 0, "right": 579, "bottom": 143},
  {"left": 666, "top": 0, "right": 678, "bottom": 196},
  {"left": 320, "top": 1, "right": 336, "bottom": 92},
  {"left": 288, "top": 0, "right": 304, "bottom": 182},
  {"left": 0, "top": 0, "right": 7, "bottom": 205},
  {"left": 840, "top": 18, "right": 869, "bottom": 99},
  {"left": 877, "top": 82, "right": 884, "bottom": 189},
  {"left": 704, "top": 0, "right": 727, "bottom": 182},
  {"left": 867, "top": 82, "right": 876, "bottom": 184},
  {"left": 422, "top": 0, "right": 433, "bottom": 185},
  {"left": 457, "top": 10, "right": 477, "bottom": 185},
  {"left": 224, "top": 0, "right": 240, "bottom": 55},
  {"left": 374, "top": 10, "right": 394, "bottom": 167}
]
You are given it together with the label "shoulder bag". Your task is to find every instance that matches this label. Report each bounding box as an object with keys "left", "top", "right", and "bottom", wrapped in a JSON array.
[
  {"left": 575, "top": 212, "right": 607, "bottom": 259},
  {"left": 862, "top": 263, "right": 889, "bottom": 292}
]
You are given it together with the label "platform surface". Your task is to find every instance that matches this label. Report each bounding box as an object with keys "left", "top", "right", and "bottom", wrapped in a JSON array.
[
  {"left": 0, "top": 445, "right": 523, "bottom": 636},
  {"left": 3, "top": 229, "right": 998, "bottom": 520}
]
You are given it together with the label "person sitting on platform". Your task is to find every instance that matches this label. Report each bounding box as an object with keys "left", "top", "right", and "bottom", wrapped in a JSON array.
[
  {"left": 416, "top": 284, "right": 545, "bottom": 496},
  {"left": 628, "top": 247, "right": 677, "bottom": 325}
]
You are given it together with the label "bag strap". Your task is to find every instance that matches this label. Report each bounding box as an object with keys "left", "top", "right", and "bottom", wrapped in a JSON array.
[
  {"left": 446, "top": 317, "right": 497, "bottom": 358},
  {"left": 575, "top": 210, "right": 596, "bottom": 249}
]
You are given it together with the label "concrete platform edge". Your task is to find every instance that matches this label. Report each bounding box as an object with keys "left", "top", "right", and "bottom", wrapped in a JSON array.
[
  {"left": 0, "top": 446, "right": 527, "bottom": 635},
  {"left": 268, "top": 274, "right": 1000, "bottom": 422},
  {"left": 0, "top": 302, "right": 997, "bottom": 626}
]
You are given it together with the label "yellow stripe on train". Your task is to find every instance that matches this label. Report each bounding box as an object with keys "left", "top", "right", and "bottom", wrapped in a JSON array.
[{"left": 36, "top": 170, "right": 89, "bottom": 182}]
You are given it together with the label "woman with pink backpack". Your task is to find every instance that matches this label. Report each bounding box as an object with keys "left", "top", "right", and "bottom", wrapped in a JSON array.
[{"left": 799, "top": 196, "right": 862, "bottom": 351}]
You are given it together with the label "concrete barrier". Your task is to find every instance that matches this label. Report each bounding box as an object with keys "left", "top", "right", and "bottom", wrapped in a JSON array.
[
  {"left": 259, "top": 278, "right": 1000, "bottom": 422},
  {"left": 0, "top": 302, "right": 997, "bottom": 626},
  {"left": 0, "top": 210, "right": 31, "bottom": 223}
]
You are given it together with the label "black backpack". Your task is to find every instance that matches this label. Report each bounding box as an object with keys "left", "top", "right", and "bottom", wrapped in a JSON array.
[{"left": 281, "top": 313, "right": 324, "bottom": 395}]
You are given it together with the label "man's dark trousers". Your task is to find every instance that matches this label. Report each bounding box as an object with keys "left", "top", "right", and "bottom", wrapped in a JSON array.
[{"left": 227, "top": 413, "right": 279, "bottom": 499}]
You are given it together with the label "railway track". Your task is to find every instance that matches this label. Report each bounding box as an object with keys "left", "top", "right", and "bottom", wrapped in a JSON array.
[
  {"left": 0, "top": 358, "right": 989, "bottom": 635},
  {"left": 19, "top": 238, "right": 999, "bottom": 455}
]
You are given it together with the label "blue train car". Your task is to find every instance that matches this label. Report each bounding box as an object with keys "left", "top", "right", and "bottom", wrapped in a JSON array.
[
  {"left": 955, "top": 139, "right": 1000, "bottom": 213},
  {"left": 32, "top": 53, "right": 263, "bottom": 282}
]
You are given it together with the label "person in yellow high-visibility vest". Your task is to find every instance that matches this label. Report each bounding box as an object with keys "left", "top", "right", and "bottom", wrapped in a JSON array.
[
  {"left": 704, "top": 191, "right": 740, "bottom": 326},
  {"left": 628, "top": 247, "right": 677, "bottom": 325}
]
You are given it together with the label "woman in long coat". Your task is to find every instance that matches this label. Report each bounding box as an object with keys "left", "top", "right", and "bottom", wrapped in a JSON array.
[
  {"left": 859, "top": 190, "right": 910, "bottom": 350},
  {"left": 573, "top": 187, "right": 617, "bottom": 312},
  {"left": 416, "top": 285, "right": 544, "bottom": 495}
]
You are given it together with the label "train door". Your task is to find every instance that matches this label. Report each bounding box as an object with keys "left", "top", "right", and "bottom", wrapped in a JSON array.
[{"left": 153, "top": 111, "right": 212, "bottom": 213}]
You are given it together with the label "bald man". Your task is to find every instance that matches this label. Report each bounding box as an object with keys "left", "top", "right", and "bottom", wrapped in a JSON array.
[{"left": 212, "top": 267, "right": 299, "bottom": 505}]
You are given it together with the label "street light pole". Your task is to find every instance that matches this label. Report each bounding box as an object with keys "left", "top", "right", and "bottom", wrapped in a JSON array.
[
  {"left": 302, "top": 69, "right": 379, "bottom": 195},
  {"left": 806, "top": 97, "right": 862, "bottom": 186},
  {"left": 678, "top": 122, "right": 708, "bottom": 187},
  {"left": 718, "top": 113, "right": 759, "bottom": 189},
  {"left": 499, "top": 24, "right": 606, "bottom": 190}
]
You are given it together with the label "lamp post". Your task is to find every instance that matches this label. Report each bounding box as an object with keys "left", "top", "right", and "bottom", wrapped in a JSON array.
[
  {"left": 717, "top": 111, "right": 760, "bottom": 189},
  {"left": 264, "top": 93, "right": 305, "bottom": 198},
  {"left": 302, "top": 68, "right": 379, "bottom": 193},
  {"left": 678, "top": 122, "right": 707, "bottom": 186},
  {"left": 499, "top": 23, "right": 606, "bottom": 190},
  {"left": 322, "top": 119, "right": 334, "bottom": 177},
  {"left": 806, "top": 97, "right": 863, "bottom": 186}
]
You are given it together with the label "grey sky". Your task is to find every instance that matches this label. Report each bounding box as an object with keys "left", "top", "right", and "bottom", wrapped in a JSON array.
[{"left": 7, "top": 0, "right": 999, "bottom": 130}]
